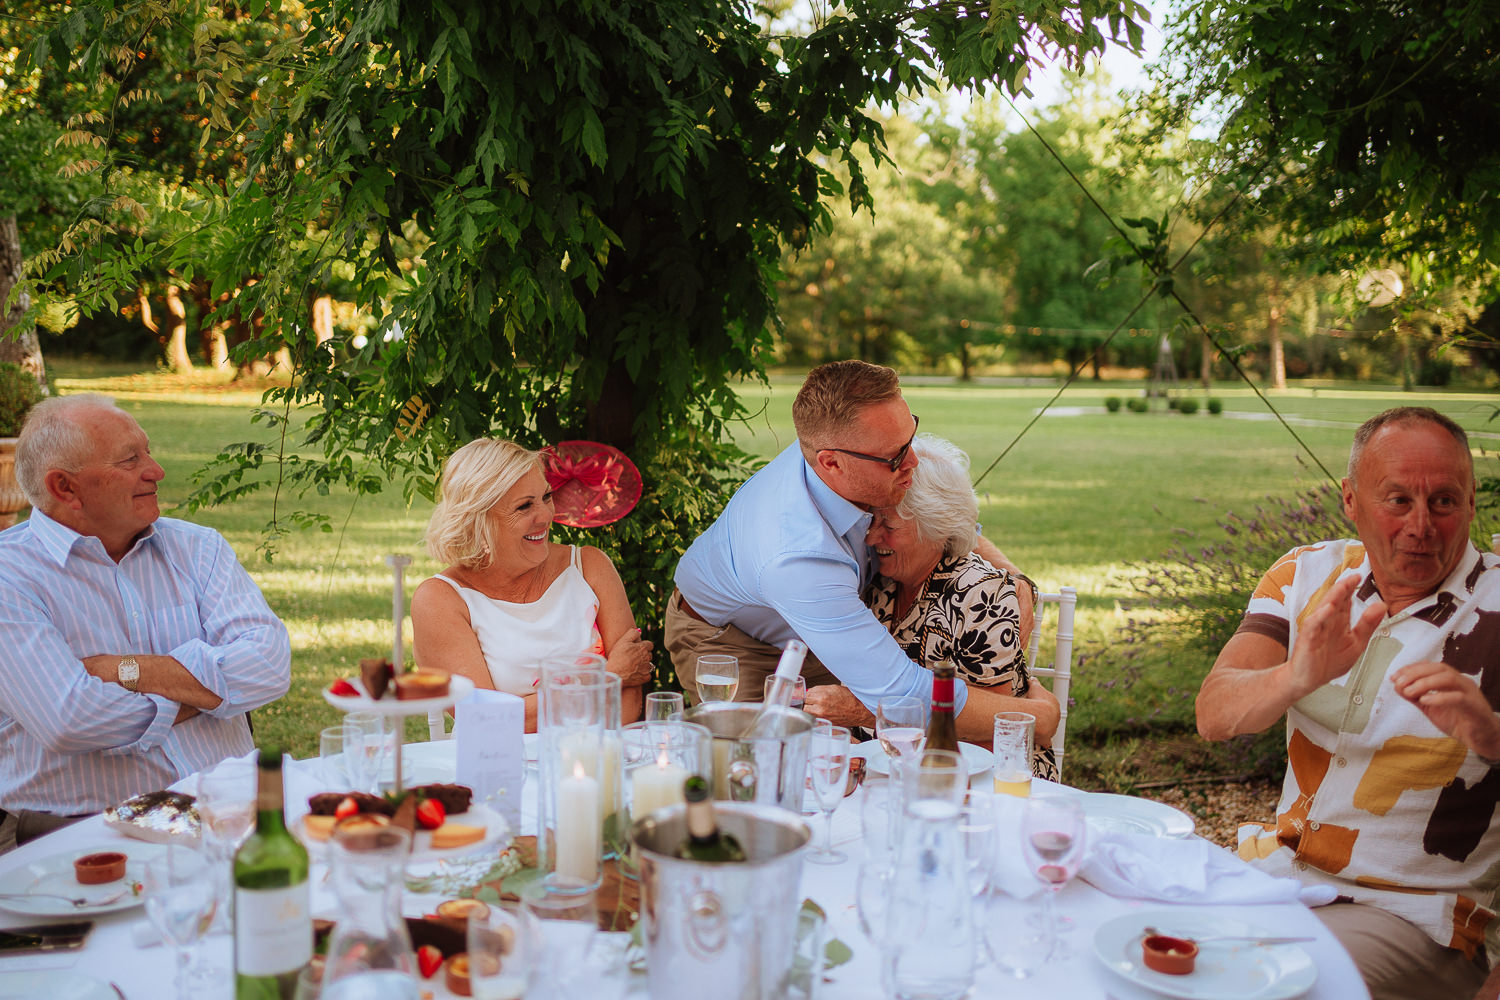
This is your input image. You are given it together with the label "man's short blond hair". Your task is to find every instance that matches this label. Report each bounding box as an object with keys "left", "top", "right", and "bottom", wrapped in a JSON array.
[
  {"left": 1348, "top": 407, "right": 1472, "bottom": 485},
  {"left": 15, "top": 393, "right": 126, "bottom": 508},
  {"left": 425, "top": 438, "right": 543, "bottom": 568},
  {"left": 791, "top": 360, "right": 902, "bottom": 456}
]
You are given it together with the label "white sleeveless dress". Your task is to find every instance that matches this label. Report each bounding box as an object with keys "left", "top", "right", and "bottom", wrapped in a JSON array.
[{"left": 429, "top": 546, "right": 606, "bottom": 695}]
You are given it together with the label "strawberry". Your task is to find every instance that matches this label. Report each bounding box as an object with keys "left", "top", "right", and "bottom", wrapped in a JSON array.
[
  {"left": 334, "top": 796, "right": 360, "bottom": 821},
  {"left": 416, "top": 798, "right": 446, "bottom": 831},
  {"left": 416, "top": 944, "right": 443, "bottom": 979},
  {"left": 329, "top": 678, "right": 360, "bottom": 697}
]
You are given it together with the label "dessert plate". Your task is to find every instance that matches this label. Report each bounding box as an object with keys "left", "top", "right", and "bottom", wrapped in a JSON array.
[
  {"left": 293, "top": 801, "right": 510, "bottom": 863},
  {"left": 323, "top": 674, "right": 475, "bottom": 716},
  {"left": 1081, "top": 792, "right": 1196, "bottom": 839},
  {"left": 1094, "top": 909, "right": 1317, "bottom": 999},
  {"left": 856, "top": 740, "right": 993, "bottom": 777},
  {"left": 0, "top": 844, "right": 165, "bottom": 917}
]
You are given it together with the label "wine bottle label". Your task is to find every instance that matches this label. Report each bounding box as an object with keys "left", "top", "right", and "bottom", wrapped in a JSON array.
[{"left": 235, "top": 883, "right": 311, "bottom": 975}]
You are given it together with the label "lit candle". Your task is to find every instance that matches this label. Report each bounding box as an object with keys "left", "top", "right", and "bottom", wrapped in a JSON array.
[
  {"left": 631, "top": 748, "right": 688, "bottom": 818},
  {"left": 601, "top": 731, "right": 622, "bottom": 813},
  {"left": 555, "top": 760, "right": 600, "bottom": 882}
]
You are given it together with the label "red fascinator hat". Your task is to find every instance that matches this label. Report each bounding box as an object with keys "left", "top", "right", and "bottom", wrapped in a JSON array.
[{"left": 540, "top": 441, "right": 643, "bottom": 528}]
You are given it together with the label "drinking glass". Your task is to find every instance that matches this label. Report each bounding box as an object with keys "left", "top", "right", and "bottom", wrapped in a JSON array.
[
  {"left": 1019, "top": 795, "right": 1087, "bottom": 959},
  {"left": 467, "top": 903, "right": 537, "bottom": 1000},
  {"left": 807, "top": 725, "right": 852, "bottom": 864},
  {"left": 343, "top": 711, "right": 385, "bottom": 794},
  {"left": 144, "top": 846, "right": 217, "bottom": 1000},
  {"left": 875, "top": 696, "right": 926, "bottom": 776},
  {"left": 858, "top": 780, "right": 898, "bottom": 860},
  {"left": 762, "top": 674, "right": 807, "bottom": 709},
  {"left": 992, "top": 712, "right": 1035, "bottom": 798},
  {"left": 980, "top": 890, "right": 1051, "bottom": 979},
  {"left": 319, "top": 725, "right": 358, "bottom": 790},
  {"left": 694, "top": 654, "right": 739, "bottom": 704},
  {"left": 902, "top": 748, "right": 968, "bottom": 812},
  {"left": 958, "top": 792, "right": 998, "bottom": 897},
  {"left": 644, "top": 691, "right": 685, "bottom": 722},
  {"left": 193, "top": 758, "right": 254, "bottom": 988},
  {"left": 522, "top": 877, "right": 597, "bottom": 997}
]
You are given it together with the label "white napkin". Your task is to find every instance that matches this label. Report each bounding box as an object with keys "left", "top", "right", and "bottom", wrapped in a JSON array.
[{"left": 1079, "top": 830, "right": 1338, "bottom": 907}]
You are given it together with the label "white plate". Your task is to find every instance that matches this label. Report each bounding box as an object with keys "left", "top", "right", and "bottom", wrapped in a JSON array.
[
  {"left": 294, "top": 801, "right": 510, "bottom": 862},
  {"left": 323, "top": 674, "right": 476, "bottom": 716},
  {"left": 0, "top": 843, "right": 166, "bottom": 917},
  {"left": 856, "top": 740, "right": 993, "bottom": 777},
  {"left": 0, "top": 971, "right": 116, "bottom": 1000},
  {"left": 1094, "top": 909, "right": 1318, "bottom": 1000},
  {"left": 1083, "top": 793, "right": 1196, "bottom": 839}
]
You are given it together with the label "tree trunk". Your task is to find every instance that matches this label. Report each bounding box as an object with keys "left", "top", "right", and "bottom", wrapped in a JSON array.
[
  {"left": 1200, "top": 332, "right": 1213, "bottom": 389},
  {"left": 1266, "top": 280, "right": 1286, "bottom": 390},
  {"left": 0, "top": 216, "right": 45, "bottom": 384},
  {"left": 164, "top": 285, "right": 193, "bottom": 372},
  {"left": 192, "top": 283, "right": 232, "bottom": 370}
]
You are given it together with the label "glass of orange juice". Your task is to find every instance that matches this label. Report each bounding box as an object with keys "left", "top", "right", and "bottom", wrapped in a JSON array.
[{"left": 992, "top": 712, "right": 1035, "bottom": 797}]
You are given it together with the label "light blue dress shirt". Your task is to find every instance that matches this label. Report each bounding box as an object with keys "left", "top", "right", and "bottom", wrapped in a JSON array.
[
  {"left": 0, "top": 510, "right": 291, "bottom": 813},
  {"left": 674, "top": 443, "right": 968, "bottom": 712}
]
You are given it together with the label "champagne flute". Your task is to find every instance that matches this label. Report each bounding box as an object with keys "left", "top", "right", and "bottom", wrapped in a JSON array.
[
  {"left": 807, "top": 724, "right": 852, "bottom": 864},
  {"left": 644, "top": 691, "right": 685, "bottom": 722},
  {"left": 144, "top": 846, "right": 217, "bottom": 1000},
  {"left": 1019, "top": 795, "right": 1087, "bottom": 959},
  {"left": 694, "top": 654, "right": 739, "bottom": 704},
  {"left": 875, "top": 695, "right": 927, "bottom": 773}
]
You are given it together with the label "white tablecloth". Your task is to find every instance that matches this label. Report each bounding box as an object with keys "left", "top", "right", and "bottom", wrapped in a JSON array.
[{"left": 0, "top": 742, "right": 1368, "bottom": 1000}]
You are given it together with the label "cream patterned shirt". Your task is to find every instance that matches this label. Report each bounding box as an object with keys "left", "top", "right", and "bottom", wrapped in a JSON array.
[{"left": 1234, "top": 540, "right": 1500, "bottom": 960}]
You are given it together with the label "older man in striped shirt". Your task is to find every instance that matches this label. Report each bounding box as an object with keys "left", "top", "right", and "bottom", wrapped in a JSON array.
[{"left": 0, "top": 394, "right": 291, "bottom": 851}]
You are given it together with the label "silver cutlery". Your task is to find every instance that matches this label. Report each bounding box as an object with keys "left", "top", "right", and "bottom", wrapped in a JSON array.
[
  {"left": 0, "top": 887, "right": 130, "bottom": 908},
  {"left": 1142, "top": 925, "right": 1315, "bottom": 946}
]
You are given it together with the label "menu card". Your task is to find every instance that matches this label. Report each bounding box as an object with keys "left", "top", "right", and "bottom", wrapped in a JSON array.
[{"left": 455, "top": 690, "right": 525, "bottom": 831}]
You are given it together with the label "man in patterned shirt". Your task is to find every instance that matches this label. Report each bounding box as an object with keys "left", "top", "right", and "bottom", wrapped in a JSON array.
[
  {"left": 1196, "top": 406, "right": 1499, "bottom": 1000},
  {"left": 0, "top": 395, "right": 291, "bottom": 852}
]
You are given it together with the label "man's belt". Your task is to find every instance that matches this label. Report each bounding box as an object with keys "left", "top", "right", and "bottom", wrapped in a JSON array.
[{"left": 676, "top": 590, "right": 710, "bottom": 625}]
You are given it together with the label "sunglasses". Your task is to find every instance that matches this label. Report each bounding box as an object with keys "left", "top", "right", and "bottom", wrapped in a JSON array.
[{"left": 823, "top": 415, "right": 920, "bottom": 473}]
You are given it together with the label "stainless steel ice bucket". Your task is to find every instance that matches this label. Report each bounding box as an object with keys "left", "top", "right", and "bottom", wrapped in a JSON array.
[
  {"left": 632, "top": 802, "right": 811, "bottom": 1000},
  {"left": 682, "top": 703, "right": 813, "bottom": 810}
]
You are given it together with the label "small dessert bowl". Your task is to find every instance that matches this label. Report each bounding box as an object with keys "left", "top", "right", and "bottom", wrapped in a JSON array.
[
  {"left": 73, "top": 851, "right": 128, "bottom": 885},
  {"left": 1142, "top": 933, "right": 1199, "bottom": 975}
]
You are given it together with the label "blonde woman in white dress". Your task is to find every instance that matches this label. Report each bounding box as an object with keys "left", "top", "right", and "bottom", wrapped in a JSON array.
[{"left": 411, "top": 439, "right": 652, "bottom": 730}]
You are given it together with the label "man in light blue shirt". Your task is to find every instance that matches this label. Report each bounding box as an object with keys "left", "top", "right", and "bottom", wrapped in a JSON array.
[
  {"left": 669, "top": 360, "right": 974, "bottom": 724},
  {"left": 0, "top": 394, "right": 291, "bottom": 850}
]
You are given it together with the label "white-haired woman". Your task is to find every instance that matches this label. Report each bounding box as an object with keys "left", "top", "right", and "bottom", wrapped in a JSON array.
[
  {"left": 862, "top": 434, "right": 1059, "bottom": 778},
  {"left": 411, "top": 439, "right": 652, "bottom": 730}
]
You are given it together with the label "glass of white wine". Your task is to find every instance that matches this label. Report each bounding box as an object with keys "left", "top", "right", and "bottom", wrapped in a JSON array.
[
  {"left": 807, "top": 724, "right": 853, "bottom": 864},
  {"left": 694, "top": 654, "right": 739, "bottom": 704},
  {"left": 144, "top": 846, "right": 217, "bottom": 1000},
  {"left": 876, "top": 695, "right": 927, "bottom": 775},
  {"left": 193, "top": 757, "right": 255, "bottom": 990}
]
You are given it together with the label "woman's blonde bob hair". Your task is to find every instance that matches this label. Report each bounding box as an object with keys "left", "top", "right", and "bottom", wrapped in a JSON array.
[
  {"left": 425, "top": 438, "right": 544, "bottom": 568},
  {"left": 894, "top": 435, "right": 978, "bottom": 558}
]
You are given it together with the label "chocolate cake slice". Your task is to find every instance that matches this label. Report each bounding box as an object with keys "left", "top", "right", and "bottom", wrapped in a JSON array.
[{"left": 360, "top": 657, "right": 395, "bottom": 700}]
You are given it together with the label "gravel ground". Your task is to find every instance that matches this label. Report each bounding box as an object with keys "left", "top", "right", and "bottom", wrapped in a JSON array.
[{"left": 1136, "top": 779, "right": 1282, "bottom": 848}]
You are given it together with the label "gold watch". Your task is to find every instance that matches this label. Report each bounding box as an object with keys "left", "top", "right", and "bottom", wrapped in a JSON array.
[{"left": 118, "top": 655, "right": 140, "bottom": 692}]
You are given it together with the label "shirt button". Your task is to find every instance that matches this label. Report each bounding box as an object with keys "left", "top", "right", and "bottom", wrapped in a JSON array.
[
  {"left": 1353, "top": 695, "right": 1363, "bottom": 705},
  {"left": 1309, "top": 821, "right": 1321, "bottom": 831},
  {"left": 1296, "top": 861, "right": 1307, "bottom": 871},
  {"left": 1379, "top": 628, "right": 1390, "bottom": 638},
  {"left": 1335, "top": 757, "right": 1347, "bottom": 768}
]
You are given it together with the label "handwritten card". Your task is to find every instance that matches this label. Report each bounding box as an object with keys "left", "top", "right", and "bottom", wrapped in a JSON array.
[{"left": 455, "top": 690, "right": 525, "bottom": 832}]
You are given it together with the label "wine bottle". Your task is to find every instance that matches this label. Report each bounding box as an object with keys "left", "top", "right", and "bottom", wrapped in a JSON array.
[
  {"left": 923, "top": 661, "right": 960, "bottom": 755},
  {"left": 235, "top": 749, "right": 312, "bottom": 1000},
  {"left": 673, "top": 776, "right": 747, "bottom": 862},
  {"left": 740, "top": 639, "right": 809, "bottom": 738}
]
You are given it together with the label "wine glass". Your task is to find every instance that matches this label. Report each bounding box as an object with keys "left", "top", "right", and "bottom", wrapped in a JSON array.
[
  {"left": 1019, "top": 795, "right": 1087, "bottom": 959},
  {"left": 144, "top": 846, "right": 217, "bottom": 1000},
  {"left": 319, "top": 724, "right": 358, "bottom": 790},
  {"left": 876, "top": 696, "right": 927, "bottom": 778},
  {"left": 807, "top": 724, "right": 852, "bottom": 864},
  {"left": 193, "top": 758, "right": 254, "bottom": 989},
  {"left": 467, "top": 903, "right": 537, "bottom": 1000},
  {"left": 522, "top": 877, "right": 597, "bottom": 996},
  {"left": 644, "top": 691, "right": 685, "bottom": 722},
  {"left": 762, "top": 674, "right": 807, "bottom": 709},
  {"left": 694, "top": 654, "right": 739, "bottom": 704},
  {"left": 959, "top": 792, "right": 998, "bottom": 897},
  {"left": 980, "top": 889, "right": 1052, "bottom": 979},
  {"left": 343, "top": 711, "right": 384, "bottom": 793}
]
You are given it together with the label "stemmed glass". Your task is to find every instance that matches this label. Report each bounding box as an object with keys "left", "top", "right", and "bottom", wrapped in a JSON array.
[
  {"left": 343, "top": 711, "right": 385, "bottom": 793},
  {"left": 1019, "top": 795, "right": 1087, "bottom": 959},
  {"left": 875, "top": 696, "right": 926, "bottom": 776},
  {"left": 468, "top": 903, "right": 538, "bottom": 1000},
  {"left": 144, "top": 846, "right": 217, "bottom": 1000},
  {"left": 523, "top": 878, "right": 597, "bottom": 997},
  {"left": 959, "top": 792, "right": 998, "bottom": 897},
  {"left": 807, "top": 724, "right": 852, "bottom": 864},
  {"left": 855, "top": 781, "right": 897, "bottom": 940},
  {"left": 644, "top": 691, "right": 685, "bottom": 722},
  {"left": 319, "top": 724, "right": 358, "bottom": 790},
  {"left": 193, "top": 757, "right": 254, "bottom": 989},
  {"left": 762, "top": 674, "right": 807, "bottom": 709},
  {"left": 694, "top": 654, "right": 739, "bottom": 704}
]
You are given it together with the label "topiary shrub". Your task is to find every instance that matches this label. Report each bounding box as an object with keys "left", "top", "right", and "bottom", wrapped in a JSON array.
[
  {"left": 1207, "top": 398, "right": 1223, "bottom": 415},
  {"left": 1178, "top": 398, "right": 1200, "bottom": 415},
  {"left": 1104, "top": 396, "right": 1122, "bottom": 413},
  {"left": 1166, "top": 396, "right": 1181, "bottom": 410},
  {"left": 0, "top": 364, "right": 44, "bottom": 438},
  {"left": 1126, "top": 398, "right": 1149, "bottom": 413}
]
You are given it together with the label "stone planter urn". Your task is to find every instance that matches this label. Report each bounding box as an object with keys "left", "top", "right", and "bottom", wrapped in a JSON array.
[{"left": 0, "top": 438, "right": 26, "bottom": 528}]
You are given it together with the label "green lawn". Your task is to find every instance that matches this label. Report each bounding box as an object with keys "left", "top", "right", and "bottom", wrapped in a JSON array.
[{"left": 37, "top": 364, "right": 1500, "bottom": 782}]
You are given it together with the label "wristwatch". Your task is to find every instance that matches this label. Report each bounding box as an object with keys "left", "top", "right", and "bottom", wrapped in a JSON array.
[{"left": 117, "top": 656, "right": 140, "bottom": 693}]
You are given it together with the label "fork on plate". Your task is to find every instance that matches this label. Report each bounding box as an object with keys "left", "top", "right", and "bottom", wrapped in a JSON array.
[{"left": 0, "top": 887, "right": 130, "bottom": 907}]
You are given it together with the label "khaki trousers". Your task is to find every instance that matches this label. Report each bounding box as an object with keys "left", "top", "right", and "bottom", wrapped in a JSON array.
[
  {"left": 663, "top": 590, "right": 839, "bottom": 705},
  {"left": 1314, "top": 901, "right": 1487, "bottom": 1000},
  {"left": 0, "top": 808, "right": 89, "bottom": 856}
]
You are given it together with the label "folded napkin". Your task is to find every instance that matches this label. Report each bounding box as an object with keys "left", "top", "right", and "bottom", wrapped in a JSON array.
[{"left": 1080, "top": 830, "right": 1337, "bottom": 907}]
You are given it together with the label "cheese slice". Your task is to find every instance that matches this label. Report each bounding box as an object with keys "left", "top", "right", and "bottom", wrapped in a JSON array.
[
  {"left": 429, "top": 823, "right": 485, "bottom": 849},
  {"left": 301, "top": 815, "right": 338, "bottom": 842}
]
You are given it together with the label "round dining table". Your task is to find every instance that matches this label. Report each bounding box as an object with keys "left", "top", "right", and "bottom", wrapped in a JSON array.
[{"left": 0, "top": 740, "right": 1368, "bottom": 1000}]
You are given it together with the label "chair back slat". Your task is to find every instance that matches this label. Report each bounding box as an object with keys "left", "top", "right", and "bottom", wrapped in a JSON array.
[
  {"left": 1025, "top": 585, "right": 1076, "bottom": 779},
  {"left": 428, "top": 709, "right": 450, "bottom": 741}
]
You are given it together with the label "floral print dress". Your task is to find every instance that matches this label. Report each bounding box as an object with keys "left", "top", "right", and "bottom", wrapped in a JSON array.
[{"left": 866, "top": 552, "right": 1059, "bottom": 780}]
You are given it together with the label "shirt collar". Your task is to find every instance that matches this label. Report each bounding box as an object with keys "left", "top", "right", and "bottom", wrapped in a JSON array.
[
  {"left": 799, "top": 448, "right": 872, "bottom": 542},
  {"left": 1355, "top": 542, "right": 1486, "bottom": 619},
  {"left": 26, "top": 508, "right": 159, "bottom": 568}
]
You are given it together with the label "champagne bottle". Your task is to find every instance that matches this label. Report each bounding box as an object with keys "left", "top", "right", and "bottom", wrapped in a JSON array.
[
  {"left": 673, "top": 776, "right": 747, "bottom": 862},
  {"left": 923, "top": 661, "right": 960, "bottom": 755},
  {"left": 235, "top": 749, "right": 312, "bottom": 1000},
  {"left": 740, "top": 639, "right": 809, "bottom": 738}
]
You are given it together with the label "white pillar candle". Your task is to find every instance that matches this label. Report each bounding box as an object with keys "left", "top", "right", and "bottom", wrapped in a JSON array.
[
  {"left": 601, "top": 732, "right": 622, "bottom": 813},
  {"left": 555, "top": 760, "right": 600, "bottom": 883},
  {"left": 631, "top": 754, "right": 688, "bottom": 818},
  {"left": 559, "top": 728, "right": 600, "bottom": 778}
]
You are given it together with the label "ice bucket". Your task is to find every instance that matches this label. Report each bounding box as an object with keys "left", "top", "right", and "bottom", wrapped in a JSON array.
[
  {"left": 633, "top": 802, "right": 811, "bottom": 1000},
  {"left": 682, "top": 703, "right": 813, "bottom": 810}
]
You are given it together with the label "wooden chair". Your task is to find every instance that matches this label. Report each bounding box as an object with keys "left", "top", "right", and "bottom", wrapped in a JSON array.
[{"left": 1025, "top": 585, "right": 1077, "bottom": 780}]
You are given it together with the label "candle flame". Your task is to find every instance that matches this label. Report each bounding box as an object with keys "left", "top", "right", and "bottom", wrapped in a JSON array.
[
  {"left": 656, "top": 745, "right": 671, "bottom": 768},
  {"left": 573, "top": 760, "right": 586, "bottom": 779}
]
